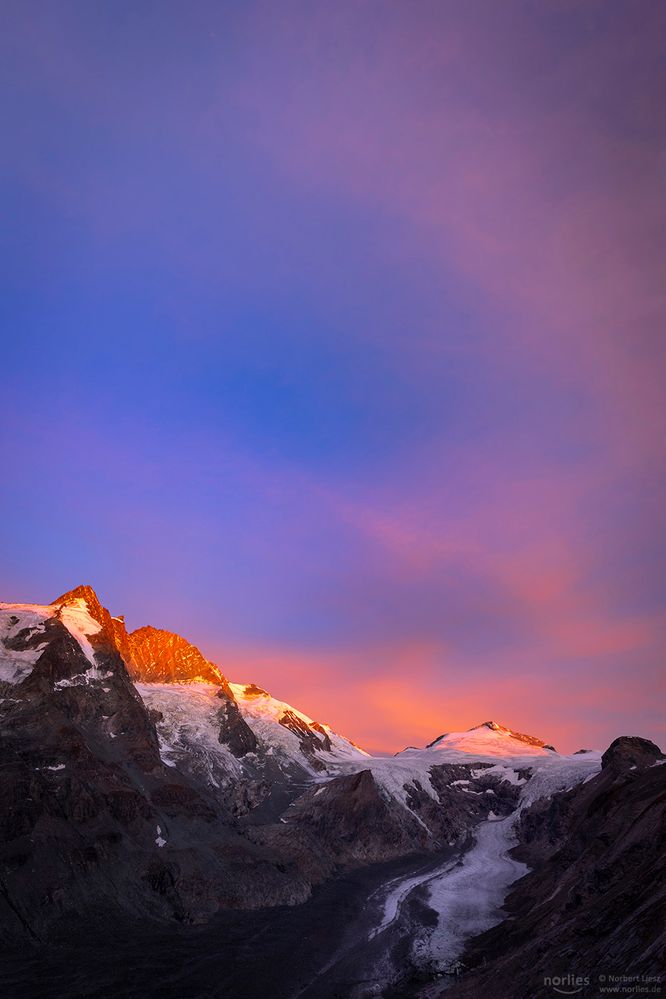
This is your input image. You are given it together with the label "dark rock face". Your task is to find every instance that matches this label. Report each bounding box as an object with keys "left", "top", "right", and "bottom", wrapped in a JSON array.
[
  {"left": 278, "top": 709, "right": 330, "bottom": 770},
  {"left": 448, "top": 742, "right": 666, "bottom": 999},
  {"left": 248, "top": 769, "right": 431, "bottom": 886},
  {"left": 310, "top": 721, "right": 332, "bottom": 751},
  {"left": 288, "top": 769, "right": 430, "bottom": 861},
  {"left": 216, "top": 692, "right": 259, "bottom": 757},
  {"left": 601, "top": 735, "right": 664, "bottom": 772},
  {"left": 11, "top": 610, "right": 162, "bottom": 774},
  {"left": 425, "top": 762, "right": 522, "bottom": 835}
]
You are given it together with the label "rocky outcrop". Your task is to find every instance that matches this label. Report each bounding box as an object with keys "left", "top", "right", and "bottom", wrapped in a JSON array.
[
  {"left": 18, "top": 596, "right": 162, "bottom": 774},
  {"left": 448, "top": 738, "right": 666, "bottom": 999},
  {"left": 278, "top": 710, "right": 329, "bottom": 770},
  {"left": 289, "top": 769, "right": 431, "bottom": 860},
  {"left": 601, "top": 734, "right": 664, "bottom": 772},
  {"left": 310, "top": 722, "right": 332, "bottom": 750},
  {"left": 216, "top": 691, "right": 259, "bottom": 756}
]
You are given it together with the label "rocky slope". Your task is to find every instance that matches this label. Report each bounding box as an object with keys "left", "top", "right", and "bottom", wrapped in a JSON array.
[{"left": 446, "top": 736, "right": 666, "bottom": 999}]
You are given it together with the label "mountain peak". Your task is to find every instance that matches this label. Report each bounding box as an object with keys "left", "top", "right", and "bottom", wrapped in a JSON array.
[
  {"left": 50, "top": 584, "right": 114, "bottom": 635},
  {"left": 421, "top": 721, "right": 556, "bottom": 757},
  {"left": 51, "top": 584, "right": 104, "bottom": 616},
  {"left": 469, "top": 721, "right": 551, "bottom": 749}
]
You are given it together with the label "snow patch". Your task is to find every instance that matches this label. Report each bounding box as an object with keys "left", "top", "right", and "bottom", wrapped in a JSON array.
[{"left": 57, "top": 599, "right": 101, "bottom": 665}]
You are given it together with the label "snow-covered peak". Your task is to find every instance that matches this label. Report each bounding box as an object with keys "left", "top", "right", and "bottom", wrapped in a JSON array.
[{"left": 405, "top": 721, "right": 556, "bottom": 759}]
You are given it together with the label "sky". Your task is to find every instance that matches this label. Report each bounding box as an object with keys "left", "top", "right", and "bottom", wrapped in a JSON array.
[{"left": 1, "top": 1, "right": 665, "bottom": 754}]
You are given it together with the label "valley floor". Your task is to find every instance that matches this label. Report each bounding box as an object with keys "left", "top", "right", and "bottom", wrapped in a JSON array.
[{"left": 1, "top": 847, "right": 461, "bottom": 999}]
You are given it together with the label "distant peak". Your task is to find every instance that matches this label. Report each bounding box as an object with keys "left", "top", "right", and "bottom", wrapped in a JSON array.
[
  {"left": 469, "top": 721, "right": 550, "bottom": 749},
  {"left": 424, "top": 720, "right": 555, "bottom": 755}
]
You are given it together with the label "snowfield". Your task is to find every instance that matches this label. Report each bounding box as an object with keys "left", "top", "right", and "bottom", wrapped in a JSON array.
[{"left": 136, "top": 679, "right": 368, "bottom": 785}]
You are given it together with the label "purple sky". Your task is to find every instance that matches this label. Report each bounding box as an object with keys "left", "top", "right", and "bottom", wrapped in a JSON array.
[{"left": 1, "top": 1, "right": 665, "bottom": 753}]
